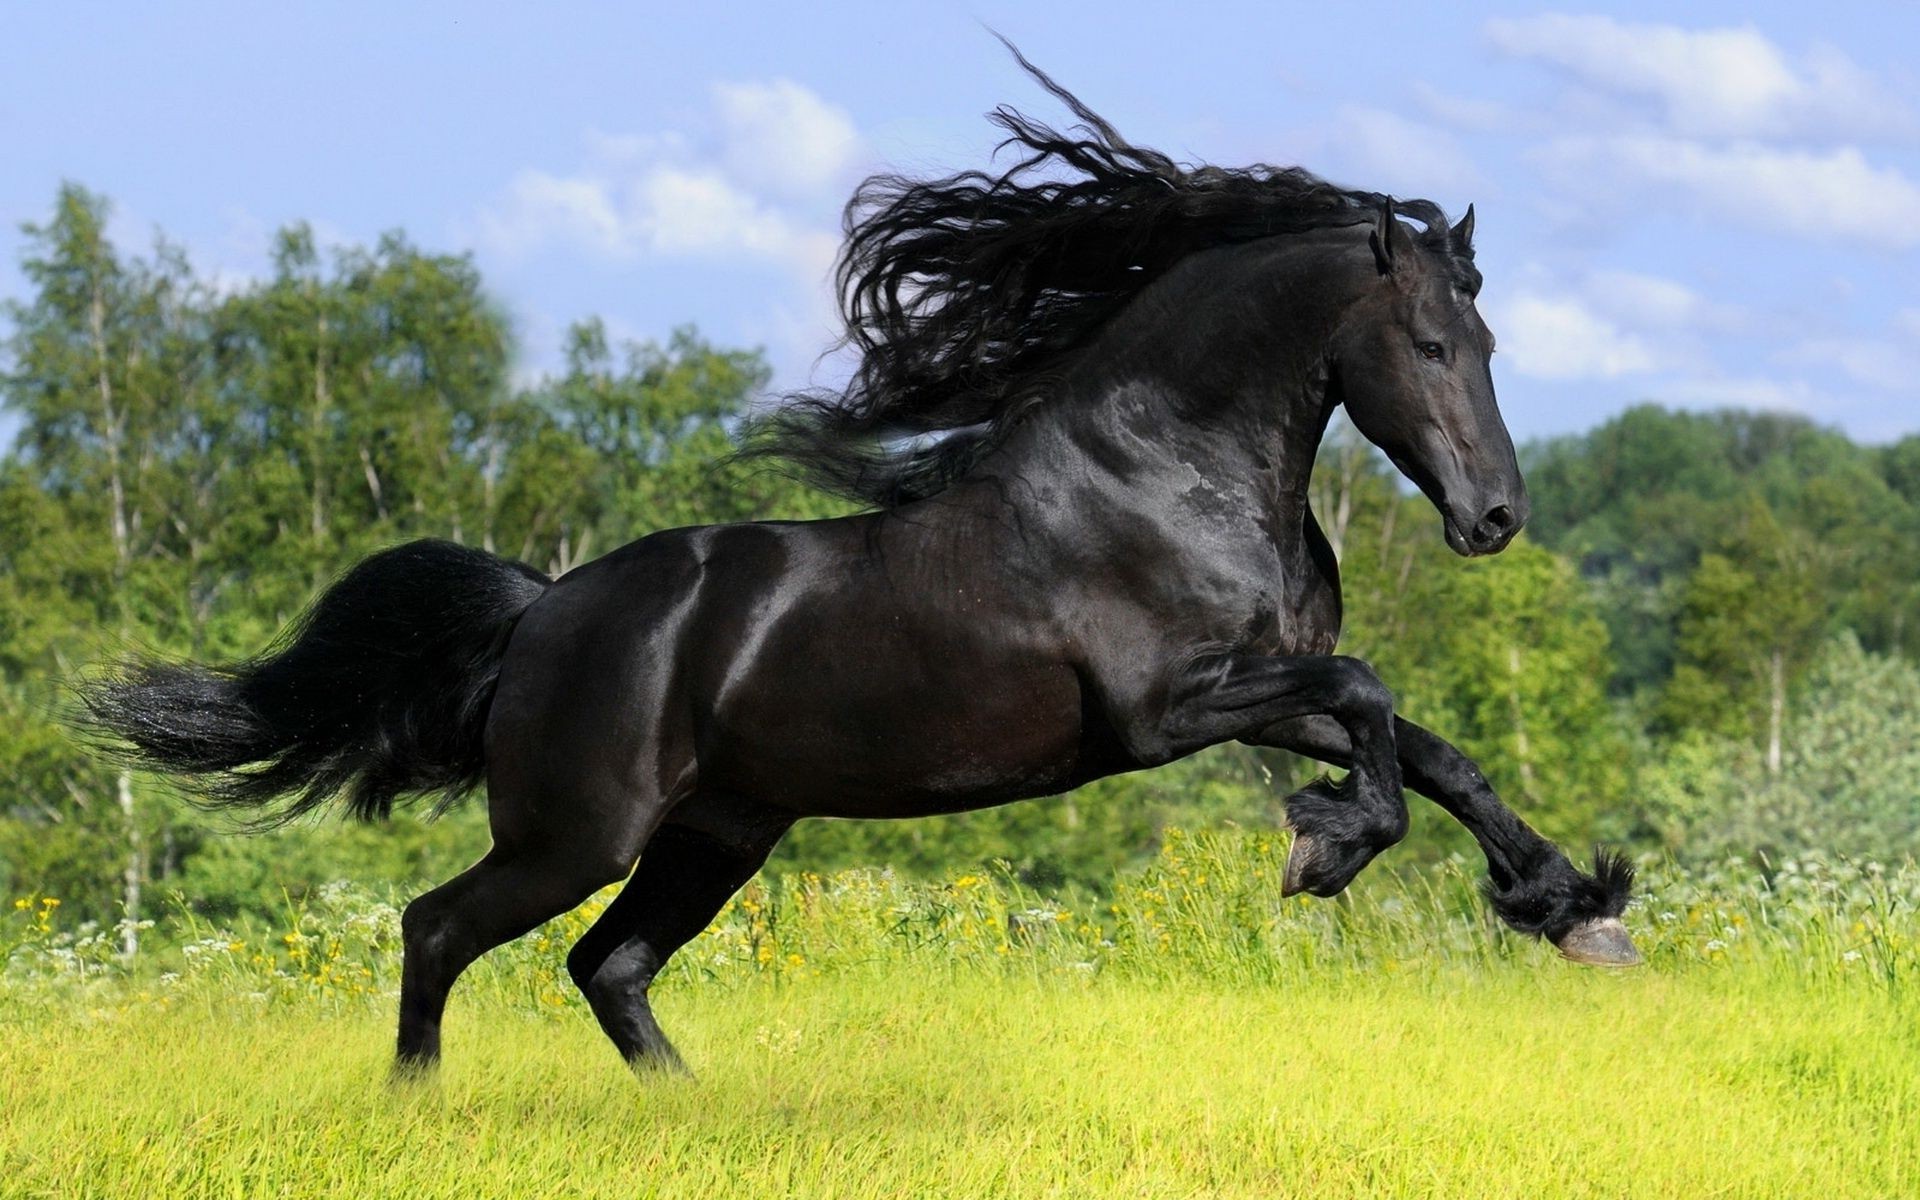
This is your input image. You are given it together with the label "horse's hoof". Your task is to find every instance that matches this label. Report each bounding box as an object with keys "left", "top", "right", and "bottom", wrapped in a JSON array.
[{"left": 1555, "top": 917, "right": 1642, "bottom": 967}]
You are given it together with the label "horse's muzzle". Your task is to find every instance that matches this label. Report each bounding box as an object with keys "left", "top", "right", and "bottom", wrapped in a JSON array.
[{"left": 1445, "top": 497, "right": 1528, "bottom": 557}]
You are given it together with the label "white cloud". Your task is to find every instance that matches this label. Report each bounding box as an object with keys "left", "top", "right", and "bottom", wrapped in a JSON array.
[
  {"left": 1582, "top": 269, "right": 1700, "bottom": 326},
  {"left": 1897, "top": 309, "right": 1920, "bottom": 341},
  {"left": 1649, "top": 369, "right": 1912, "bottom": 440},
  {"left": 1535, "top": 134, "right": 1920, "bottom": 247},
  {"left": 480, "top": 173, "right": 624, "bottom": 257},
  {"left": 477, "top": 166, "right": 836, "bottom": 281},
  {"left": 1410, "top": 83, "right": 1535, "bottom": 135},
  {"left": 1497, "top": 293, "right": 1660, "bottom": 381},
  {"left": 1486, "top": 15, "right": 1910, "bottom": 141},
  {"left": 640, "top": 166, "right": 836, "bottom": 274},
  {"left": 1492, "top": 267, "right": 1764, "bottom": 390},
  {"left": 1782, "top": 336, "right": 1920, "bottom": 393},
  {"left": 713, "top": 79, "right": 861, "bottom": 198},
  {"left": 470, "top": 78, "right": 856, "bottom": 287},
  {"left": 1580, "top": 269, "right": 1748, "bottom": 335},
  {"left": 1659, "top": 374, "right": 1833, "bottom": 415}
]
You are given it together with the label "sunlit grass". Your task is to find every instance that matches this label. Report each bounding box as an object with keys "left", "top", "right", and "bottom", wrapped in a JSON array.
[
  {"left": 3, "top": 963, "right": 1916, "bottom": 1199},
  {"left": 5, "top": 835, "right": 1918, "bottom": 1198}
]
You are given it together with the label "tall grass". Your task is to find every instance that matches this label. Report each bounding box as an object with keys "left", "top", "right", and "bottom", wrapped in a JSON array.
[{"left": 4, "top": 833, "right": 1917, "bottom": 1198}]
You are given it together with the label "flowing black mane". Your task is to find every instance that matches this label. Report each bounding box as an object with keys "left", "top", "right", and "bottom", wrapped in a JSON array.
[{"left": 744, "top": 46, "right": 1476, "bottom": 506}]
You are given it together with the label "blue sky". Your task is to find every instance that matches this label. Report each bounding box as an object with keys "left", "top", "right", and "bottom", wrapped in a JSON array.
[{"left": 4, "top": 2, "right": 1918, "bottom": 447}]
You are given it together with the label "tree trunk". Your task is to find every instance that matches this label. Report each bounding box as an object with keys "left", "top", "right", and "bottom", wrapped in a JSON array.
[
  {"left": 359, "top": 444, "right": 388, "bottom": 520},
  {"left": 1507, "top": 642, "right": 1536, "bottom": 799},
  {"left": 310, "top": 310, "right": 331, "bottom": 586},
  {"left": 1766, "top": 647, "right": 1785, "bottom": 778},
  {"left": 117, "top": 769, "right": 143, "bottom": 957},
  {"left": 1377, "top": 491, "right": 1399, "bottom": 574},
  {"left": 89, "top": 283, "right": 130, "bottom": 569},
  {"left": 91, "top": 274, "right": 144, "bottom": 957},
  {"left": 481, "top": 436, "right": 502, "bottom": 555}
]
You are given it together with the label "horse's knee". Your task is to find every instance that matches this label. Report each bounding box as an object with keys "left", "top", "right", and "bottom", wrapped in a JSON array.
[
  {"left": 566, "top": 942, "right": 600, "bottom": 995},
  {"left": 400, "top": 892, "right": 455, "bottom": 968},
  {"left": 569, "top": 938, "right": 659, "bottom": 1003},
  {"left": 566, "top": 936, "right": 615, "bottom": 994},
  {"left": 1372, "top": 797, "right": 1410, "bottom": 850},
  {"left": 1348, "top": 762, "right": 1410, "bottom": 850}
]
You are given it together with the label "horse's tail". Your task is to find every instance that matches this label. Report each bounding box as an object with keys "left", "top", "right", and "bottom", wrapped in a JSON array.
[{"left": 76, "top": 539, "right": 552, "bottom": 828}]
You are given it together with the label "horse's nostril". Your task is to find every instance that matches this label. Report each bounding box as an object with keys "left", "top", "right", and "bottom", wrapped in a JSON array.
[{"left": 1466, "top": 505, "right": 1519, "bottom": 552}]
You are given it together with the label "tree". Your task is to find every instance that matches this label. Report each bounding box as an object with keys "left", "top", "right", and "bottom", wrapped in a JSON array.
[
  {"left": 1659, "top": 503, "right": 1826, "bottom": 775},
  {"left": 1526, "top": 406, "right": 1920, "bottom": 674},
  {"left": 1645, "top": 635, "right": 1920, "bottom": 862},
  {"left": 2, "top": 184, "right": 217, "bottom": 950}
]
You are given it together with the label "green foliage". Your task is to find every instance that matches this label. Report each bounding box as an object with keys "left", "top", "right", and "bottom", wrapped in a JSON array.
[
  {"left": 161, "top": 808, "right": 494, "bottom": 925},
  {"left": 1644, "top": 635, "right": 1920, "bottom": 862},
  {"left": 1525, "top": 404, "right": 1920, "bottom": 695},
  {"left": 1380, "top": 540, "right": 1627, "bottom": 843},
  {"left": 9, "top": 834, "right": 1919, "bottom": 1002}
]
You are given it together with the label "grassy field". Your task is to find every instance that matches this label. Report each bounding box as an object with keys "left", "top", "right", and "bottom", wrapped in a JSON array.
[{"left": 5, "top": 835, "right": 1917, "bottom": 1198}]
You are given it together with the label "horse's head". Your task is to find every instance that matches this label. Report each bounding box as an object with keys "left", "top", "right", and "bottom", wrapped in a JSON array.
[{"left": 1330, "top": 203, "right": 1525, "bottom": 557}]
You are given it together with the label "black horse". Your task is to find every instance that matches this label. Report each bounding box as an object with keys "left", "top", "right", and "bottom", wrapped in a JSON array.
[{"left": 82, "top": 57, "right": 1638, "bottom": 1076}]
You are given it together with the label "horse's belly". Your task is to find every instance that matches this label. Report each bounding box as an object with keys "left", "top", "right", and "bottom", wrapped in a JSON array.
[{"left": 701, "top": 650, "right": 1089, "bottom": 817}]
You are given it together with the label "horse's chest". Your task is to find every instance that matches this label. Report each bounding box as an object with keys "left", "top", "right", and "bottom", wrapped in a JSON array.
[
  {"left": 1288, "top": 564, "right": 1343, "bottom": 653},
  {"left": 1215, "top": 543, "right": 1341, "bottom": 658}
]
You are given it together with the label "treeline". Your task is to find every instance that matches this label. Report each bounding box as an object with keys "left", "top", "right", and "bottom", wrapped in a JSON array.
[{"left": 3, "top": 185, "right": 1918, "bottom": 939}]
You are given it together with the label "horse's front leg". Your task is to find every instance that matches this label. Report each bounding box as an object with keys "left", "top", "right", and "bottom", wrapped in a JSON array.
[
  {"left": 1153, "top": 654, "right": 1408, "bottom": 897},
  {"left": 1256, "top": 714, "right": 1640, "bottom": 965}
]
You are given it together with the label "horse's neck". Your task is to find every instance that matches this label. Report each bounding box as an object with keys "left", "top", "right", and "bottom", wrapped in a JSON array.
[
  {"left": 977, "top": 356, "right": 1335, "bottom": 559},
  {"left": 959, "top": 238, "right": 1355, "bottom": 550}
]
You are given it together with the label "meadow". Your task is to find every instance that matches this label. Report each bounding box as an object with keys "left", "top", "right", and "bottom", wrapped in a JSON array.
[{"left": 4, "top": 831, "right": 1916, "bottom": 1199}]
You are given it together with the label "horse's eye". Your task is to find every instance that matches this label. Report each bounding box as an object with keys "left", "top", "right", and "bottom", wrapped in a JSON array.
[{"left": 1418, "top": 341, "right": 1444, "bottom": 361}]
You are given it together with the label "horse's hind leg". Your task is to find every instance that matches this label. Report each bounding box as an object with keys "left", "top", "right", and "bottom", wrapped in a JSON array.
[
  {"left": 566, "top": 804, "right": 792, "bottom": 1073},
  {"left": 394, "top": 717, "right": 664, "bottom": 1072},
  {"left": 395, "top": 832, "right": 641, "bottom": 1072}
]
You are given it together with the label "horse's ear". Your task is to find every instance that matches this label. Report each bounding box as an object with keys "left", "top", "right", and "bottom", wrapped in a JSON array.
[
  {"left": 1450, "top": 204, "right": 1475, "bottom": 255},
  {"left": 1370, "top": 198, "right": 1413, "bottom": 276}
]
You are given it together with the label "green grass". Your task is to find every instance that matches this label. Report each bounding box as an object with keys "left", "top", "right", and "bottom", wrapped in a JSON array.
[
  {"left": 5, "top": 835, "right": 1918, "bottom": 1198},
  {"left": 3, "top": 964, "right": 1916, "bottom": 1199}
]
